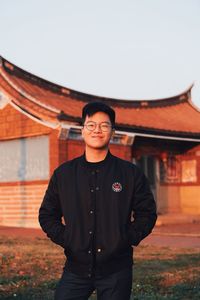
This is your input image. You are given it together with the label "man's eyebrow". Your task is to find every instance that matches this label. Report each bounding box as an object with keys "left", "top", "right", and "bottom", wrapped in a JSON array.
[{"left": 86, "top": 121, "right": 111, "bottom": 124}]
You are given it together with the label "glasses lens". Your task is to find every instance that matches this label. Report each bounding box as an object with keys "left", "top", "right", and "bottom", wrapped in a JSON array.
[
  {"left": 85, "top": 122, "right": 96, "bottom": 131},
  {"left": 84, "top": 122, "right": 112, "bottom": 132},
  {"left": 100, "top": 123, "right": 111, "bottom": 132}
]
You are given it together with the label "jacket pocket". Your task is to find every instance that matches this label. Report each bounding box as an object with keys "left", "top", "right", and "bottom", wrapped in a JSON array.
[{"left": 114, "top": 226, "right": 132, "bottom": 256}]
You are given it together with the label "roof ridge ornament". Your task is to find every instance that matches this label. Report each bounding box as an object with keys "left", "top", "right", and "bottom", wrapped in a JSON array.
[
  {"left": 4, "top": 61, "right": 14, "bottom": 71},
  {"left": 140, "top": 101, "right": 149, "bottom": 107},
  {"left": 61, "top": 88, "right": 70, "bottom": 95}
]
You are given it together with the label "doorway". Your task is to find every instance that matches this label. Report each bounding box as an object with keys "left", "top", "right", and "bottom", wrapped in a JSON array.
[{"left": 135, "top": 155, "right": 158, "bottom": 202}]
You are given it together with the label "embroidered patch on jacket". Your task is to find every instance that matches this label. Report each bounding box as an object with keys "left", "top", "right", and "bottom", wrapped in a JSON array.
[{"left": 112, "top": 182, "right": 122, "bottom": 192}]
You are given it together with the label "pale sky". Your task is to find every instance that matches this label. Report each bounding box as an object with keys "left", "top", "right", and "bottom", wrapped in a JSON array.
[{"left": 1, "top": 0, "right": 200, "bottom": 109}]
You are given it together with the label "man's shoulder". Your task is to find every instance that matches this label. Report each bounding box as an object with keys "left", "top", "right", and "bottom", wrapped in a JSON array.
[
  {"left": 111, "top": 154, "right": 139, "bottom": 173},
  {"left": 111, "top": 154, "right": 135, "bottom": 167},
  {"left": 54, "top": 155, "right": 83, "bottom": 174}
]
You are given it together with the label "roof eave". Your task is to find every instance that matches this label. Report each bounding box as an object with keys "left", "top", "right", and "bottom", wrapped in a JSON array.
[
  {"left": 115, "top": 124, "right": 200, "bottom": 141},
  {"left": 0, "top": 56, "right": 194, "bottom": 109}
]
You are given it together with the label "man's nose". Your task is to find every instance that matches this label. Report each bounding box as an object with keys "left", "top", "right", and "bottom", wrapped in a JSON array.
[{"left": 93, "top": 124, "right": 102, "bottom": 132}]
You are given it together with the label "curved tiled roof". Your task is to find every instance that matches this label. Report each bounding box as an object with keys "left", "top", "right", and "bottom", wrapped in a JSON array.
[{"left": 0, "top": 56, "right": 200, "bottom": 139}]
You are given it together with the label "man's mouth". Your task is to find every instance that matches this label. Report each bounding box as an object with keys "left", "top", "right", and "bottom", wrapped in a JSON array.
[{"left": 91, "top": 135, "right": 103, "bottom": 138}]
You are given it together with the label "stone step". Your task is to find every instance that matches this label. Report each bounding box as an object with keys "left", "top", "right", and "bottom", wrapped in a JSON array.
[{"left": 156, "top": 213, "right": 200, "bottom": 226}]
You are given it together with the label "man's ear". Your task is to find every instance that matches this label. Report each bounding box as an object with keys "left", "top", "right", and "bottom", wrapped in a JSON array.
[{"left": 111, "top": 128, "right": 115, "bottom": 138}]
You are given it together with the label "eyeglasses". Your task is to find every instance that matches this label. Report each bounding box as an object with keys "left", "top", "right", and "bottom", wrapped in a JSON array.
[{"left": 83, "top": 121, "right": 113, "bottom": 132}]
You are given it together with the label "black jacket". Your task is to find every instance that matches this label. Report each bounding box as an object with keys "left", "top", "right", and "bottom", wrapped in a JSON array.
[{"left": 39, "top": 151, "right": 157, "bottom": 277}]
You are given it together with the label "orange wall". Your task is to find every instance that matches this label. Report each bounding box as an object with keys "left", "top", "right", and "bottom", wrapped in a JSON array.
[
  {"left": 0, "top": 104, "right": 57, "bottom": 227},
  {"left": 0, "top": 182, "right": 47, "bottom": 228},
  {"left": 157, "top": 184, "right": 200, "bottom": 215},
  {"left": 0, "top": 103, "right": 51, "bottom": 140}
]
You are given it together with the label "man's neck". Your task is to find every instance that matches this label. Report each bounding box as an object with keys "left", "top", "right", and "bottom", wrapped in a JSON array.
[{"left": 85, "top": 147, "right": 109, "bottom": 162}]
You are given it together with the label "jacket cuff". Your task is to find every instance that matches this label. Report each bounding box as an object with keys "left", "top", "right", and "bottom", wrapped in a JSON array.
[{"left": 48, "top": 224, "right": 66, "bottom": 248}]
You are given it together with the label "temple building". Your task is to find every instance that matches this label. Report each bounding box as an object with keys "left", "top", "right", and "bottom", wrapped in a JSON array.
[{"left": 0, "top": 56, "right": 200, "bottom": 228}]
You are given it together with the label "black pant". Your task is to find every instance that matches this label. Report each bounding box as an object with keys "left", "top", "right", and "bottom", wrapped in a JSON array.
[{"left": 54, "top": 267, "right": 133, "bottom": 300}]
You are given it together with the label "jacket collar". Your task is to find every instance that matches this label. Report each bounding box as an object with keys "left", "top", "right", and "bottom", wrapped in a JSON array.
[{"left": 80, "top": 150, "right": 113, "bottom": 170}]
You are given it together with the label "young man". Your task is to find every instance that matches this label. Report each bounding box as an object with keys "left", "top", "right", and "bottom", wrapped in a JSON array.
[{"left": 39, "top": 102, "right": 157, "bottom": 300}]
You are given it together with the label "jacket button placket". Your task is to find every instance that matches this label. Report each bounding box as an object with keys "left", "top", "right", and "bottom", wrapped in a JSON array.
[{"left": 88, "top": 169, "right": 99, "bottom": 274}]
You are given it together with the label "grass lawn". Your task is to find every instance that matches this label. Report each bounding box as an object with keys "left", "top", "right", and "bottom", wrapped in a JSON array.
[{"left": 0, "top": 236, "right": 200, "bottom": 299}]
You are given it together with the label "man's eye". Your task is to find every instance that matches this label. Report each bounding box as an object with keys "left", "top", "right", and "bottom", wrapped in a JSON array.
[
  {"left": 101, "top": 124, "right": 109, "bottom": 129},
  {"left": 87, "top": 124, "right": 95, "bottom": 129}
]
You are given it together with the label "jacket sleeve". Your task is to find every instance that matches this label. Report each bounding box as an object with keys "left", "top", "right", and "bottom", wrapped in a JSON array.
[
  {"left": 38, "top": 171, "right": 65, "bottom": 248},
  {"left": 127, "top": 166, "right": 157, "bottom": 246}
]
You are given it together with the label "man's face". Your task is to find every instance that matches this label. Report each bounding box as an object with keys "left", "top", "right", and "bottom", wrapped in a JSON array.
[{"left": 82, "top": 112, "right": 114, "bottom": 150}]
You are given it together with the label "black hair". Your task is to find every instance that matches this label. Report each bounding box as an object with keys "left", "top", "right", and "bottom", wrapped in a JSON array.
[{"left": 82, "top": 102, "right": 115, "bottom": 127}]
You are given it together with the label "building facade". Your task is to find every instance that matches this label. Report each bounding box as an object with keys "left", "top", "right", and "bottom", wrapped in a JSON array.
[{"left": 0, "top": 56, "right": 200, "bottom": 227}]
